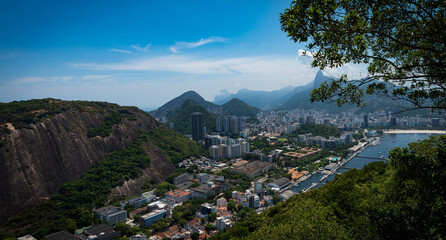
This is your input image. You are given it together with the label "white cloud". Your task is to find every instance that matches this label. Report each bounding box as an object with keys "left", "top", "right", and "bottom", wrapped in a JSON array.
[
  {"left": 73, "top": 55, "right": 293, "bottom": 75},
  {"left": 82, "top": 75, "right": 114, "bottom": 80},
  {"left": 72, "top": 55, "right": 366, "bottom": 82},
  {"left": 131, "top": 43, "right": 151, "bottom": 53},
  {"left": 11, "top": 76, "right": 73, "bottom": 85},
  {"left": 169, "top": 36, "right": 226, "bottom": 53},
  {"left": 110, "top": 48, "right": 132, "bottom": 54},
  {"left": 12, "top": 77, "right": 46, "bottom": 84},
  {"left": 298, "top": 49, "right": 315, "bottom": 58}
]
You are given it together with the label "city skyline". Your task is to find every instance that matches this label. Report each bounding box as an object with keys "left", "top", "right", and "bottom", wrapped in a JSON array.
[{"left": 0, "top": 0, "right": 367, "bottom": 109}]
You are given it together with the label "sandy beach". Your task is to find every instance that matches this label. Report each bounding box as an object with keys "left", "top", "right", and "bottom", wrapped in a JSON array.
[{"left": 383, "top": 129, "right": 446, "bottom": 134}]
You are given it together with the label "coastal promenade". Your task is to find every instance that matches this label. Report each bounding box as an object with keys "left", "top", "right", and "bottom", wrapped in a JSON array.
[{"left": 383, "top": 129, "right": 445, "bottom": 134}]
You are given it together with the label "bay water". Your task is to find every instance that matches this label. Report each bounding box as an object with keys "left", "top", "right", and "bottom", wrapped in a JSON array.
[{"left": 291, "top": 133, "right": 440, "bottom": 193}]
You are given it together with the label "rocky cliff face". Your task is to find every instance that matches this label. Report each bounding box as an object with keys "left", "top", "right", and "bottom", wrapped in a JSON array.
[
  {"left": 107, "top": 142, "right": 176, "bottom": 201},
  {"left": 0, "top": 107, "right": 164, "bottom": 223}
]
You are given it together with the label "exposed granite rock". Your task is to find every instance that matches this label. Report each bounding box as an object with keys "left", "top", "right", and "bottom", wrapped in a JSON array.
[
  {"left": 107, "top": 142, "right": 176, "bottom": 201},
  {"left": 0, "top": 108, "right": 164, "bottom": 223}
]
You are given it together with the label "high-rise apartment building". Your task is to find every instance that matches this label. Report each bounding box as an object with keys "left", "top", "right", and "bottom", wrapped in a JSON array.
[
  {"left": 224, "top": 117, "right": 230, "bottom": 133},
  {"left": 363, "top": 114, "right": 369, "bottom": 128},
  {"left": 191, "top": 112, "right": 204, "bottom": 141},
  {"left": 216, "top": 117, "right": 222, "bottom": 132}
]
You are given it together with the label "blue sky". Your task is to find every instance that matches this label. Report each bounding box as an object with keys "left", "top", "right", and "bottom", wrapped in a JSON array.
[{"left": 0, "top": 0, "right": 364, "bottom": 109}]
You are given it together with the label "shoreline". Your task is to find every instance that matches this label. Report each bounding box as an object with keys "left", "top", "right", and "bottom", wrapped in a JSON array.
[{"left": 383, "top": 129, "right": 446, "bottom": 134}]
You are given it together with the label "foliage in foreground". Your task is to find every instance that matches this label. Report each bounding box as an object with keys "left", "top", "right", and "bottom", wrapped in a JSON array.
[
  {"left": 281, "top": 0, "right": 446, "bottom": 112},
  {"left": 212, "top": 135, "right": 446, "bottom": 239}
]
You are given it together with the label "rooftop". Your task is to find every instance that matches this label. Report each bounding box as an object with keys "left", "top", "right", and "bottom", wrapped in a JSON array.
[
  {"left": 232, "top": 161, "right": 272, "bottom": 174},
  {"left": 232, "top": 160, "right": 249, "bottom": 167},
  {"left": 141, "top": 209, "right": 167, "bottom": 219},
  {"left": 94, "top": 205, "right": 125, "bottom": 216},
  {"left": 165, "top": 189, "right": 191, "bottom": 198},
  {"left": 84, "top": 224, "right": 119, "bottom": 238},
  {"left": 279, "top": 190, "right": 296, "bottom": 201},
  {"left": 269, "top": 177, "right": 291, "bottom": 188},
  {"left": 283, "top": 148, "right": 322, "bottom": 159},
  {"left": 45, "top": 230, "right": 78, "bottom": 240}
]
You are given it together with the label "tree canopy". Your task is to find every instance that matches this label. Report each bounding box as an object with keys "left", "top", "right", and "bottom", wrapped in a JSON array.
[{"left": 281, "top": 0, "right": 446, "bottom": 112}]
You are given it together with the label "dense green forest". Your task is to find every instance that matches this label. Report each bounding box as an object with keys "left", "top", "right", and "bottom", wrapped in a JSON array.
[
  {"left": 0, "top": 129, "right": 204, "bottom": 239},
  {"left": 0, "top": 98, "right": 133, "bottom": 130},
  {"left": 87, "top": 111, "right": 123, "bottom": 138},
  {"left": 288, "top": 124, "right": 341, "bottom": 138},
  {"left": 166, "top": 99, "right": 217, "bottom": 135},
  {"left": 221, "top": 98, "right": 260, "bottom": 117},
  {"left": 144, "top": 128, "right": 208, "bottom": 164},
  {"left": 212, "top": 135, "right": 446, "bottom": 239}
]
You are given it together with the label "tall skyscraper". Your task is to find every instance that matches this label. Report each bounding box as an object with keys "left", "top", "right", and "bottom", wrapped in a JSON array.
[
  {"left": 254, "top": 181, "right": 262, "bottom": 195},
  {"left": 306, "top": 115, "right": 313, "bottom": 125},
  {"left": 224, "top": 117, "right": 229, "bottom": 133},
  {"left": 432, "top": 118, "right": 440, "bottom": 127},
  {"left": 231, "top": 117, "right": 239, "bottom": 134},
  {"left": 191, "top": 112, "right": 204, "bottom": 141},
  {"left": 299, "top": 117, "right": 305, "bottom": 127},
  {"left": 238, "top": 117, "right": 243, "bottom": 131},
  {"left": 216, "top": 117, "right": 222, "bottom": 132},
  {"left": 390, "top": 117, "right": 397, "bottom": 127},
  {"left": 363, "top": 114, "right": 369, "bottom": 128}
]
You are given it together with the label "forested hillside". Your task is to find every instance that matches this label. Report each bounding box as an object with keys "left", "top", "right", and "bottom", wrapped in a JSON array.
[
  {"left": 0, "top": 99, "right": 206, "bottom": 238},
  {"left": 151, "top": 91, "right": 219, "bottom": 119},
  {"left": 166, "top": 99, "right": 217, "bottom": 135},
  {"left": 0, "top": 129, "right": 205, "bottom": 239},
  {"left": 221, "top": 98, "right": 260, "bottom": 117}
]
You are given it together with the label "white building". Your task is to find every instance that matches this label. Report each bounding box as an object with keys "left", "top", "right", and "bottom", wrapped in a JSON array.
[
  {"left": 216, "top": 217, "right": 232, "bottom": 231},
  {"left": 216, "top": 197, "right": 227, "bottom": 208}
]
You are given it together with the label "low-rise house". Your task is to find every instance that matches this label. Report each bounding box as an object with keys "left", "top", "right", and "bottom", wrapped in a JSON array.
[
  {"left": 185, "top": 217, "right": 204, "bottom": 233},
  {"left": 190, "top": 182, "right": 228, "bottom": 200},
  {"left": 121, "top": 196, "right": 148, "bottom": 209},
  {"left": 324, "top": 163, "right": 338, "bottom": 171},
  {"left": 191, "top": 184, "right": 216, "bottom": 199},
  {"left": 174, "top": 173, "right": 193, "bottom": 186},
  {"left": 83, "top": 224, "right": 121, "bottom": 240},
  {"left": 230, "top": 161, "right": 273, "bottom": 179},
  {"left": 196, "top": 203, "right": 217, "bottom": 219},
  {"left": 45, "top": 230, "right": 79, "bottom": 240},
  {"left": 94, "top": 206, "right": 127, "bottom": 225},
  {"left": 141, "top": 209, "right": 167, "bottom": 227},
  {"left": 216, "top": 217, "right": 232, "bottom": 231},
  {"left": 18, "top": 235, "right": 37, "bottom": 240},
  {"left": 278, "top": 190, "right": 296, "bottom": 202},
  {"left": 129, "top": 233, "right": 147, "bottom": 240},
  {"left": 263, "top": 195, "right": 273, "bottom": 206},
  {"left": 216, "top": 197, "right": 227, "bottom": 208},
  {"left": 165, "top": 189, "right": 191, "bottom": 203}
]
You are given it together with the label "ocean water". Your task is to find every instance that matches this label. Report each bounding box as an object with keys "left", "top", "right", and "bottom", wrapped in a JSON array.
[{"left": 291, "top": 133, "right": 439, "bottom": 193}]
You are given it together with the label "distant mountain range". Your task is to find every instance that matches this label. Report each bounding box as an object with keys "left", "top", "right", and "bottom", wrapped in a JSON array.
[
  {"left": 150, "top": 91, "right": 260, "bottom": 120},
  {"left": 213, "top": 71, "right": 416, "bottom": 114},
  {"left": 166, "top": 99, "right": 218, "bottom": 135},
  {"left": 163, "top": 98, "right": 261, "bottom": 135},
  {"left": 221, "top": 98, "right": 260, "bottom": 117},
  {"left": 151, "top": 71, "right": 424, "bottom": 120},
  {"left": 150, "top": 91, "right": 220, "bottom": 119},
  {"left": 213, "top": 71, "right": 327, "bottom": 108}
]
